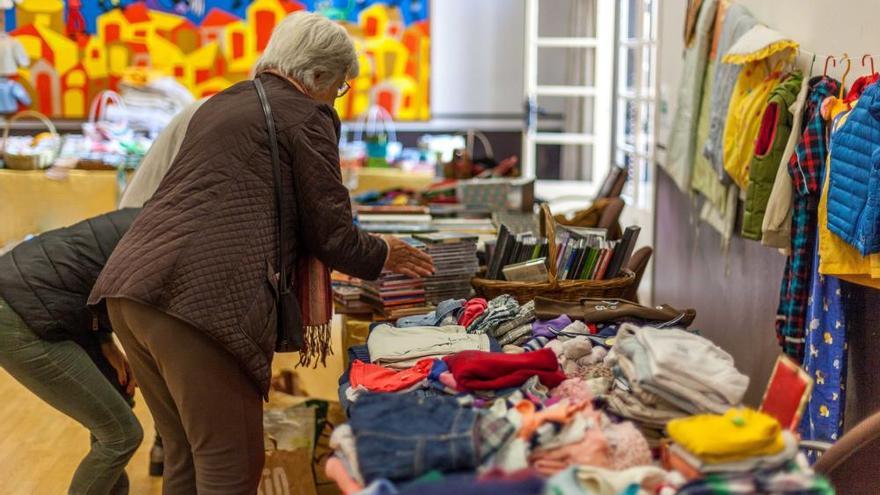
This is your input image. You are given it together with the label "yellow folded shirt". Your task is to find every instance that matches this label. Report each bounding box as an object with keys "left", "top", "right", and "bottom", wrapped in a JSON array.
[{"left": 667, "top": 408, "right": 785, "bottom": 464}]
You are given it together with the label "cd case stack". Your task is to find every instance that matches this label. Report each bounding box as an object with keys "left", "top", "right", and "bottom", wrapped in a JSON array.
[{"left": 413, "top": 233, "right": 479, "bottom": 304}]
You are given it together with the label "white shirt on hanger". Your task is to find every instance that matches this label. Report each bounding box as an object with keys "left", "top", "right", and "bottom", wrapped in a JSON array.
[{"left": 0, "top": 36, "right": 29, "bottom": 76}]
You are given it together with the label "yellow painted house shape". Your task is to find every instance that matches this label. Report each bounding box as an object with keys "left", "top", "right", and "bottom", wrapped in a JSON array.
[{"left": 15, "top": 0, "right": 65, "bottom": 33}]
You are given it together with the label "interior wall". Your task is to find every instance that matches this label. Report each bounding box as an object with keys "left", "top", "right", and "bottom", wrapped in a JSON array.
[
  {"left": 654, "top": 0, "right": 880, "bottom": 415},
  {"left": 431, "top": 0, "right": 575, "bottom": 119}
]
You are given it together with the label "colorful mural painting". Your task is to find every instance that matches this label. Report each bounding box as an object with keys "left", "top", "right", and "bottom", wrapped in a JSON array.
[{"left": 2, "top": 0, "right": 430, "bottom": 120}]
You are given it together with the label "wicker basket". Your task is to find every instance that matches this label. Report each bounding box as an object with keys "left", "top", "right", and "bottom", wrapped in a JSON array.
[
  {"left": 472, "top": 203, "right": 635, "bottom": 304},
  {"left": 2, "top": 110, "right": 60, "bottom": 170}
]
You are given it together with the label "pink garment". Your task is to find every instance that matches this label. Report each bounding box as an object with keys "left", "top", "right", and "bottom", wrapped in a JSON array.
[
  {"left": 458, "top": 298, "right": 488, "bottom": 327},
  {"left": 551, "top": 378, "right": 596, "bottom": 403},
  {"left": 603, "top": 421, "right": 652, "bottom": 470},
  {"left": 439, "top": 371, "right": 459, "bottom": 390},
  {"left": 349, "top": 358, "right": 434, "bottom": 392},
  {"left": 325, "top": 456, "right": 364, "bottom": 495},
  {"left": 529, "top": 426, "right": 612, "bottom": 476}
]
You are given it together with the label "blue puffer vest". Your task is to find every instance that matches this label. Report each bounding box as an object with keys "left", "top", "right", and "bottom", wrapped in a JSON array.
[{"left": 827, "top": 80, "right": 880, "bottom": 255}]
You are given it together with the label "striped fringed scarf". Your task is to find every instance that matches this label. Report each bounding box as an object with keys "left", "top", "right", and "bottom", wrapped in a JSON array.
[{"left": 296, "top": 255, "right": 333, "bottom": 368}]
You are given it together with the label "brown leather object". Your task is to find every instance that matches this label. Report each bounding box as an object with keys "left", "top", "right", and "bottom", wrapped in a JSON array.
[
  {"left": 535, "top": 296, "right": 695, "bottom": 327},
  {"left": 553, "top": 197, "right": 625, "bottom": 240},
  {"left": 622, "top": 246, "right": 652, "bottom": 303},
  {"left": 813, "top": 411, "right": 880, "bottom": 494},
  {"left": 598, "top": 198, "right": 625, "bottom": 232},
  {"left": 595, "top": 165, "right": 628, "bottom": 200}
]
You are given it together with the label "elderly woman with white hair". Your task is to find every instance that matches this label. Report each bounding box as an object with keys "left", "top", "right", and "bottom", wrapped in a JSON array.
[{"left": 88, "top": 12, "right": 433, "bottom": 493}]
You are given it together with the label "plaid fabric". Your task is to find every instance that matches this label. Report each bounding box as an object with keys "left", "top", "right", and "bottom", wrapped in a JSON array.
[
  {"left": 775, "top": 196, "right": 818, "bottom": 361},
  {"left": 475, "top": 413, "right": 516, "bottom": 462},
  {"left": 776, "top": 76, "right": 840, "bottom": 362},
  {"left": 467, "top": 295, "right": 520, "bottom": 334},
  {"left": 790, "top": 77, "right": 841, "bottom": 196},
  {"left": 497, "top": 323, "right": 534, "bottom": 346},
  {"left": 489, "top": 300, "right": 536, "bottom": 339}
]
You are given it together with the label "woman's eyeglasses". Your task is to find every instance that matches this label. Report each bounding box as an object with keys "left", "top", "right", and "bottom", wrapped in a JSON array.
[{"left": 337, "top": 81, "right": 352, "bottom": 98}]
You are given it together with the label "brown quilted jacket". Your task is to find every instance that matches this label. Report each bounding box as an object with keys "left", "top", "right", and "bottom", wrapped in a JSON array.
[{"left": 89, "top": 73, "right": 387, "bottom": 393}]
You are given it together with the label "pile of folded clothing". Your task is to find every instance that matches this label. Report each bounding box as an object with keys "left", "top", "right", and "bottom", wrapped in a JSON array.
[
  {"left": 603, "top": 324, "right": 749, "bottom": 445},
  {"left": 326, "top": 294, "right": 683, "bottom": 494},
  {"left": 118, "top": 75, "right": 194, "bottom": 131},
  {"left": 667, "top": 408, "right": 833, "bottom": 494},
  {"left": 324, "top": 293, "right": 832, "bottom": 495}
]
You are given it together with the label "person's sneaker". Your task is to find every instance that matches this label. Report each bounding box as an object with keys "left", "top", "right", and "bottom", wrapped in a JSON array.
[{"left": 149, "top": 434, "right": 164, "bottom": 477}]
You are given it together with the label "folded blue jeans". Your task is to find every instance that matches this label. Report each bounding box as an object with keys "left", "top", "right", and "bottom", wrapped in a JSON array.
[
  {"left": 349, "top": 391, "right": 479, "bottom": 482},
  {"left": 396, "top": 299, "right": 465, "bottom": 328}
]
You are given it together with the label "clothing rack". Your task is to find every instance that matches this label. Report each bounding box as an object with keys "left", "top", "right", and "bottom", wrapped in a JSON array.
[{"left": 794, "top": 50, "right": 878, "bottom": 78}]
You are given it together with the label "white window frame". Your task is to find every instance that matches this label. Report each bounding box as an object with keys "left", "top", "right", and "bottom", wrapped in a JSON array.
[
  {"left": 613, "top": 0, "right": 659, "bottom": 211},
  {"left": 522, "top": 0, "right": 616, "bottom": 203},
  {"left": 521, "top": 0, "right": 658, "bottom": 212}
]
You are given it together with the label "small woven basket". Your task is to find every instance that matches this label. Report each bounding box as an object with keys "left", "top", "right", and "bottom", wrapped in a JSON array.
[
  {"left": 472, "top": 203, "right": 635, "bottom": 304},
  {"left": 2, "top": 110, "right": 60, "bottom": 170}
]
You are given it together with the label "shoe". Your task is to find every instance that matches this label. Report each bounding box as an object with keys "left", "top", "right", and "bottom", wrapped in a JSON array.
[{"left": 149, "top": 434, "right": 164, "bottom": 477}]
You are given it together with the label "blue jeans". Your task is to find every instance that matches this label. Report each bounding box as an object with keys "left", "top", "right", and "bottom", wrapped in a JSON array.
[
  {"left": 349, "top": 391, "right": 479, "bottom": 483},
  {"left": 0, "top": 298, "right": 143, "bottom": 494}
]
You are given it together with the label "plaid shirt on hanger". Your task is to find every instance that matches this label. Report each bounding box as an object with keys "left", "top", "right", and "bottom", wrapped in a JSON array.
[
  {"left": 791, "top": 77, "right": 841, "bottom": 195},
  {"left": 776, "top": 76, "right": 840, "bottom": 362}
]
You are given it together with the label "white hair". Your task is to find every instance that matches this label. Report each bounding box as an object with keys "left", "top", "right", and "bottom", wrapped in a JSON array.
[{"left": 255, "top": 12, "right": 359, "bottom": 93}]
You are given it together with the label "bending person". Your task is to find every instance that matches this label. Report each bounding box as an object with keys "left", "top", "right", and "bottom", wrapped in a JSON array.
[{"left": 0, "top": 208, "right": 143, "bottom": 494}]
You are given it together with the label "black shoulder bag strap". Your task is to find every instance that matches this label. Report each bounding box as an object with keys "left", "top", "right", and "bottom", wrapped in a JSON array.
[{"left": 254, "top": 77, "right": 303, "bottom": 353}]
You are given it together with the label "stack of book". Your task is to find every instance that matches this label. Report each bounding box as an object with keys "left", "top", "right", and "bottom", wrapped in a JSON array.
[
  {"left": 333, "top": 285, "right": 362, "bottom": 306},
  {"left": 357, "top": 205, "right": 435, "bottom": 234},
  {"left": 430, "top": 218, "right": 496, "bottom": 236},
  {"left": 486, "top": 224, "right": 641, "bottom": 282},
  {"left": 360, "top": 273, "right": 432, "bottom": 320},
  {"left": 360, "top": 237, "right": 433, "bottom": 320},
  {"left": 413, "top": 232, "right": 479, "bottom": 303},
  {"left": 332, "top": 275, "right": 375, "bottom": 313}
]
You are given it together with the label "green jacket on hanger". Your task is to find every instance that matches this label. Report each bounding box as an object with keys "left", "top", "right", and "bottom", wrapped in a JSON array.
[{"left": 742, "top": 71, "right": 804, "bottom": 240}]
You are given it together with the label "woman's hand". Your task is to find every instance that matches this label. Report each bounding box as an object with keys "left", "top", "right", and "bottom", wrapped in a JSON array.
[
  {"left": 381, "top": 235, "right": 435, "bottom": 278},
  {"left": 101, "top": 341, "right": 137, "bottom": 397}
]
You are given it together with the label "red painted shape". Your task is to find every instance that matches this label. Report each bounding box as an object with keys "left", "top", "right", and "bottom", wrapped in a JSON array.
[
  {"left": 232, "top": 32, "right": 245, "bottom": 58},
  {"left": 280, "top": 0, "right": 305, "bottom": 13},
  {"left": 377, "top": 90, "right": 394, "bottom": 114},
  {"left": 195, "top": 68, "right": 211, "bottom": 83},
  {"left": 255, "top": 10, "right": 275, "bottom": 51},
  {"left": 123, "top": 3, "right": 151, "bottom": 23},
  {"left": 202, "top": 8, "right": 240, "bottom": 26},
  {"left": 105, "top": 23, "right": 120, "bottom": 43},
  {"left": 365, "top": 17, "right": 378, "bottom": 37},
  {"left": 36, "top": 73, "right": 53, "bottom": 114}
]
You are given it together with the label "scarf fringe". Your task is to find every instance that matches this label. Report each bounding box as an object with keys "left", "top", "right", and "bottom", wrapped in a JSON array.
[{"left": 297, "top": 323, "right": 333, "bottom": 369}]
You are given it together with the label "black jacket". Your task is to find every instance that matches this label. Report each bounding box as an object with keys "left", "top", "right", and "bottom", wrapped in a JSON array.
[{"left": 0, "top": 208, "right": 140, "bottom": 343}]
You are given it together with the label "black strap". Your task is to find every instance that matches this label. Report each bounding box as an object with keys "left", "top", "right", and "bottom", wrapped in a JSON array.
[{"left": 254, "top": 78, "right": 289, "bottom": 294}]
